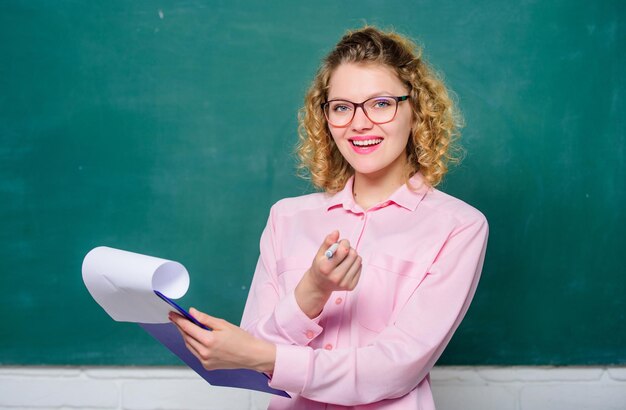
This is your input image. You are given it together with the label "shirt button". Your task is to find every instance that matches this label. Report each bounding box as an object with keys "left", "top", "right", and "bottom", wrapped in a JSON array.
[
  {"left": 305, "top": 330, "right": 314, "bottom": 339},
  {"left": 324, "top": 344, "right": 333, "bottom": 350},
  {"left": 335, "top": 297, "right": 343, "bottom": 305}
]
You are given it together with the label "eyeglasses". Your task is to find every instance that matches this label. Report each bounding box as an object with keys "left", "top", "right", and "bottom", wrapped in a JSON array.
[{"left": 321, "top": 95, "right": 409, "bottom": 127}]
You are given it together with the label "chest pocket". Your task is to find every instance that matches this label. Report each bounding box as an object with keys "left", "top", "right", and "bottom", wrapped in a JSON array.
[
  {"left": 356, "top": 252, "right": 429, "bottom": 333},
  {"left": 275, "top": 256, "right": 309, "bottom": 297}
]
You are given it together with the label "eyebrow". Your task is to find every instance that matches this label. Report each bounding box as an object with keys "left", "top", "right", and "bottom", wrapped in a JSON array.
[{"left": 326, "top": 91, "right": 399, "bottom": 101}]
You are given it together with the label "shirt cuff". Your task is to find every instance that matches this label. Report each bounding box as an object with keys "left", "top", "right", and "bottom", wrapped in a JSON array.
[
  {"left": 274, "top": 290, "right": 323, "bottom": 345},
  {"left": 269, "top": 344, "right": 313, "bottom": 394}
]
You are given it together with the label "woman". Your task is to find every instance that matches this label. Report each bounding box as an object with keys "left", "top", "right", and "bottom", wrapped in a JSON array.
[{"left": 171, "top": 26, "right": 488, "bottom": 409}]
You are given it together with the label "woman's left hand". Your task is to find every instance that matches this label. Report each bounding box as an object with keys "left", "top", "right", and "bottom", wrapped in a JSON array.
[{"left": 169, "top": 308, "right": 276, "bottom": 373}]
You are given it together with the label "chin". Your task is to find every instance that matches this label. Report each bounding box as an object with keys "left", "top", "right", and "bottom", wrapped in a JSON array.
[{"left": 351, "top": 165, "right": 388, "bottom": 177}]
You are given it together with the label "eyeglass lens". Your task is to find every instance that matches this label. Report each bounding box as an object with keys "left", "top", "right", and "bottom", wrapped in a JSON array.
[{"left": 325, "top": 97, "right": 399, "bottom": 126}]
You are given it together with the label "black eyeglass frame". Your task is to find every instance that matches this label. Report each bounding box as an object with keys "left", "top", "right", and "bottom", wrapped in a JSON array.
[{"left": 321, "top": 95, "right": 410, "bottom": 127}]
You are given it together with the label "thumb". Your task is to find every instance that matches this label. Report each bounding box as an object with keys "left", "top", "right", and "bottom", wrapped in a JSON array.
[
  {"left": 317, "top": 230, "right": 340, "bottom": 257},
  {"left": 189, "top": 307, "right": 222, "bottom": 330},
  {"left": 325, "top": 230, "right": 340, "bottom": 247}
]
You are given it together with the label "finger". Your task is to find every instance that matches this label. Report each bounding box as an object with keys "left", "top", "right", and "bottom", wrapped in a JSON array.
[
  {"left": 334, "top": 246, "right": 358, "bottom": 272},
  {"left": 349, "top": 266, "right": 362, "bottom": 290},
  {"left": 322, "top": 239, "right": 352, "bottom": 269},
  {"left": 171, "top": 317, "right": 213, "bottom": 360},
  {"left": 171, "top": 319, "right": 202, "bottom": 355},
  {"left": 179, "top": 330, "right": 213, "bottom": 367},
  {"left": 183, "top": 332, "right": 209, "bottom": 359},
  {"left": 189, "top": 307, "right": 223, "bottom": 331},
  {"left": 340, "top": 256, "right": 362, "bottom": 289},
  {"left": 169, "top": 311, "right": 192, "bottom": 330},
  {"left": 313, "top": 234, "right": 348, "bottom": 277},
  {"left": 316, "top": 230, "right": 340, "bottom": 258},
  {"left": 328, "top": 247, "right": 358, "bottom": 283},
  {"left": 333, "top": 239, "right": 352, "bottom": 261},
  {"left": 169, "top": 311, "right": 212, "bottom": 342},
  {"left": 337, "top": 252, "right": 360, "bottom": 287}
]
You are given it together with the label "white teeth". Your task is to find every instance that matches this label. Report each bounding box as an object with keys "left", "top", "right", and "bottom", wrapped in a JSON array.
[{"left": 352, "top": 139, "right": 382, "bottom": 147}]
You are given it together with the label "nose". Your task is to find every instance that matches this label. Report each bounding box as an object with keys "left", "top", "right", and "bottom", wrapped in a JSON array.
[{"left": 351, "top": 105, "right": 374, "bottom": 131}]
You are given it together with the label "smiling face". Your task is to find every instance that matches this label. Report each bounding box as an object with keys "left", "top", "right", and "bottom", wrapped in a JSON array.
[{"left": 327, "top": 63, "right": 413, "bottom": 184}]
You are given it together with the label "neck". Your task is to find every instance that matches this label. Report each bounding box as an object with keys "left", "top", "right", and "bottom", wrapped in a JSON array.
[{"left": 352, "top": 169, "right": 405, "bottom": 210}]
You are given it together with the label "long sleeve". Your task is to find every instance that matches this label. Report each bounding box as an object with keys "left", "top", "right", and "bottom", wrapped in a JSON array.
[
  {"left": 238, "top": 180, "right": 488, "bottom": 409},
  {"left": 268, "top": 213, "right": 488, "bottom": 405},
  {"left": 240, "top": 205, "right": 323, "bottom": 346}
]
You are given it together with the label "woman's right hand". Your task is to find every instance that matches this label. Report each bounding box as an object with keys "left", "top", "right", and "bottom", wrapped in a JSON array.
[{"left": 295, "top": 230, "right": 362, "bottom": 318}]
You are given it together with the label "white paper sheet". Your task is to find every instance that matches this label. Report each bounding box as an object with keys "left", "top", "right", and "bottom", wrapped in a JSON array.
[{"left": 82, "top": 246, "right": 190, "bottom": 323}]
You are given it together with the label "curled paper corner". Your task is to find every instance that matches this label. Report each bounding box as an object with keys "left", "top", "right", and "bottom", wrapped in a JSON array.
[
  {"left": 81, "top": 247, "right": 290, "bottom": 397},
  {"left": 82, "top": 246, "right": 190, "bottom": 323}
]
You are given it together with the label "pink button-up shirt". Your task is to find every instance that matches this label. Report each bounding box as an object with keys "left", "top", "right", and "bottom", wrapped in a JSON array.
[{"left": 241, "top": 173, "right": 488, "bottom": 409}]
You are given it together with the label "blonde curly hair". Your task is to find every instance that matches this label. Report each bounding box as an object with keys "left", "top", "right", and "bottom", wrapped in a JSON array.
[{"left": 297, "top": 26, "right": 463, "bottom": 193}]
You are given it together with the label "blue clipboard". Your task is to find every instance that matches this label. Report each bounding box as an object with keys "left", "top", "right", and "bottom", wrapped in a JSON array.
[
  {"left": 154, "top": 290, "right": 211, "bottom": 330},
  {"left": 140, "top": 290, "right": 290, "bottom": 398}
]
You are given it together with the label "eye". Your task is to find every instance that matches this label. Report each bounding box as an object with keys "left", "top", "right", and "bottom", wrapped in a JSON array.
[
  {"left": 370, "top": 98, "right": 393, "bottom": 109},
  {"left": 330, "top": 102, "right": 353, "bottom": 113}
]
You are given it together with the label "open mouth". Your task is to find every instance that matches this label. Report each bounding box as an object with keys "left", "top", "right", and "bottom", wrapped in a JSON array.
[{"left": 350, "top": 138, "right": 383, "bottom": 147}]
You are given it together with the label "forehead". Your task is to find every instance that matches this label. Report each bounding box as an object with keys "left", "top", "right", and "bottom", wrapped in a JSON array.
[{"left": 327, "top": 63, "right": 407, "bottom": 100}]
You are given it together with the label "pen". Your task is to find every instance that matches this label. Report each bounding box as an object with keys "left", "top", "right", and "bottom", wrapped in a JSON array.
[{"left": 325, "top": 243, "right": 340, "bottom": 259}]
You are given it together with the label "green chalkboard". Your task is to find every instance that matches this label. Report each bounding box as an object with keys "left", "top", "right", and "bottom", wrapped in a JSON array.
[{"left": 1, "top": 1, "right": 624, "bottom": 366}]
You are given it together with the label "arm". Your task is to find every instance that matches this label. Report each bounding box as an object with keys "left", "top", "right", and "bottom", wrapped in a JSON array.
[
  {"left": 170, "top": 208, "right": 363, "bottom": 374},
  {"left": 169, "top": 309, "right": 276, "bottom": 373},
  {"left": 241, "top": 206, "right": 361, "bottom": 346},
  {"left": 169, "top": 204, "right": 300, "bottom": 373},
  {"left": 268, "top": 214, "right": 489, "bottom": 405},
  {"left": 295, "top": 231, "right": 361, "bottom": 318}
]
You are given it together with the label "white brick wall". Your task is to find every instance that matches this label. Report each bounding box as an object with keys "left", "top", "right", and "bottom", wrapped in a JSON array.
[
  {"left": 0, "top": 367, "right": 625, "bottom": 410},
  {"left": 431, "top": 367, "right": 626, "bottom": 410}
]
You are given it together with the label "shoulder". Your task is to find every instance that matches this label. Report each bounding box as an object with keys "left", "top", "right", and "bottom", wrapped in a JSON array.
[
  {"left": 269, "top": 192, "right": 329, "bottom": 217},
  {"left": 420, "top": 187, "right": 488, "bottom": 228}
]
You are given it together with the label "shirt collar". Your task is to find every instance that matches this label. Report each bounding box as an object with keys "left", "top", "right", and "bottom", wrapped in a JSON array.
[
  {"left": 387, "top": 172, "right": 429, "bottom": 211},
  {"left": 326, "top": 172, "right": 429, "bottom": 212},
  {"left": 326, "top": 177, "right": 358, "bottom": 212}
]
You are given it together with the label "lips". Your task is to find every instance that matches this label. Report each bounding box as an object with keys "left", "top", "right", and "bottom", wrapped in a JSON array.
[
  {"left": 348, "top": 136, "right": 383, "bottom": 154},
  {"left": 350, "top": 138, "right": 383, "bottom": 147}
]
